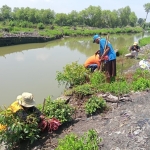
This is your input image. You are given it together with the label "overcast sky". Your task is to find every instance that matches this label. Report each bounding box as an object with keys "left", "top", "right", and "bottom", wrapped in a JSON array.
[{"left": 0, "top": 0, "right": 150, "bottom": 22}]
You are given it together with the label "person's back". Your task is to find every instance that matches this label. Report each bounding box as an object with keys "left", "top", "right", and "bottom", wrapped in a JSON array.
[
  {"left": 84, "top": 54, "right": 100, "bottom": 68},
  {"left": 84, "top": 54, "right": 100, "bottom": 72},
  {"left": 99, "top": 38, "right": 116, "bottom": 61}
]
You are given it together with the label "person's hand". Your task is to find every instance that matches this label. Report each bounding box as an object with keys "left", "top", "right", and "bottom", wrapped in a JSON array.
[
  {"left": 101, "top": 55, "right": 109, "bottom": 61},
  {"left": 40, "top": 115, "right": 45, "bottom": 120}
]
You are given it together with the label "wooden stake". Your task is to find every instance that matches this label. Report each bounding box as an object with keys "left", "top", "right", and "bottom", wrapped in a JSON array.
[{"left": 42, "top": 98, "right": 46, "bottom": 113}]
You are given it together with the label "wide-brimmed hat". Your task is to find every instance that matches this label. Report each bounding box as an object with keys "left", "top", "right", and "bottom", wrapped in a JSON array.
[
  {"left": 133, "top": 42, "right": 138, "bottom": 46},
  {"left": 93, "top": 34, "right": 100, "bottom": 43},
  {"left": 17, "top": 92, "right": 35, "bottom": 107}
]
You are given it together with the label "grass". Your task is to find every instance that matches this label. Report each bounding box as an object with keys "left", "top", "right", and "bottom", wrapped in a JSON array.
[{"left": 117, "top": 56, "right": 138, "bottom": 73}]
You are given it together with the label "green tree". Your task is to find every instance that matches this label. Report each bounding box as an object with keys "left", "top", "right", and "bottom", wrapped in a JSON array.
[
  {"left": 110, "top": 10, "right": 120, "bottom": 28},
  {"left": 101, "top": 10, "right": 112, "bottom": 28},
  {"left": 78, "top": 11, "right": 85, "bottom": 26},
  {"left": 79, "top": 6, "right": 102, "bottom": 27},
  {"left": 12, "top": 7, "right": 19, "bottom": 20},
  {"left": 129, "top": 12, "right": 137, "bottom": 27},
  {"left": 143, "top": 3, "right": 150, "bottom": 21},
  {"left": 67, "top": 10, "right": 78, "bottom": 26},
  {"left": 118, "top": 6, "right": 131, "bottom": 27},
  {"left": 138, "top": 18, "right": 145, "bottom": 26},
  {"left": 55, "top": 13, "right": 68, "bottom": 26},
  {"left": 25, "top": 8, "right": 37, "bottom": 23},
  {"left": 0, "top": 5, "right": 12, "bottom": 20},
  {"left": 40, "top": 9, "right": 55, "bottom": 24},
  {"left": 13, "top": 7, "right": 26, "bottom": 21},
  {"left": 93, "top": 7, "right": 102, "bottom": 28}
]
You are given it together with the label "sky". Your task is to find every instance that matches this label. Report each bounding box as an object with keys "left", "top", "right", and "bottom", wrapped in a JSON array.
[{"left": 0, "top": 0, "right": 150, "bottom": 22}]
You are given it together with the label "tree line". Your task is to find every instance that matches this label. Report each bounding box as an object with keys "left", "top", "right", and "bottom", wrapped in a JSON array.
[{"left": 0, "top": 4, "right": 150, "bottom": 29}]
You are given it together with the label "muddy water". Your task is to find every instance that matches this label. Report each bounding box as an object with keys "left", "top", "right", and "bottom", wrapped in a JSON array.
[{"left": 0, "top": 32, "right": 150, "bottom": 106}]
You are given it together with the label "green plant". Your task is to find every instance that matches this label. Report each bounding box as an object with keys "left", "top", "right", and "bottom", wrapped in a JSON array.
[
  {"left": 74, "top": 84, "right": 95, "bottom": 98},
  {"left": 64, "top": 89, "right": 73, "bottom": 96},
  {"left": 38, "top": 96, "right": 75, "bottom": 123},
  {"left": 37, "top": 23, "right": 45, "bottom": 29},
  {"left": 99, "top": 80, "right": 130, "bottom": 95},
  {"left": 90, "top": 71, "right": 105, "bottom": 87},
  {"left": 0, "top": 109, "right": 40, "bottom": 149},
  {"left": 139, "top": 37, "right": 150, "bottom": 46},
  {"left": 56, "top": 61, "right": 90, "bottom": 86},
  {"left": 132, "top": 77, "right": 150, "bottom": 91},
  {"left": 8, "top": 20, "right": 15, "bottom": 27},
  {"left": 85, "top": 96, "right": 106, "bottom": 115},
  {"left": 133, "top": 68, "right": 150, "bottom": 81},
  {"left": 56, "top": 129, "right": 102, "bottom": 150}
]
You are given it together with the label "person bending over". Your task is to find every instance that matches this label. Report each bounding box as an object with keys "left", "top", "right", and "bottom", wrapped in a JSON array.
[
  {"left": 84, "top": 54, "right": 101, "bottom": 72},
  {"left": 93, "top": 34, "right": 116, "bottom": 83}
]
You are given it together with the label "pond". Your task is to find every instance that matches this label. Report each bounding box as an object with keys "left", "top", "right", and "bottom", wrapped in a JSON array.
[{"left": 0, "top": 32, "right": 150, "bottom": 106}]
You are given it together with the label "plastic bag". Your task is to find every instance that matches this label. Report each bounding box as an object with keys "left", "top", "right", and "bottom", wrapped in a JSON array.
[{"left": 139, "top": 59, "right": 150, "bottom": 70}]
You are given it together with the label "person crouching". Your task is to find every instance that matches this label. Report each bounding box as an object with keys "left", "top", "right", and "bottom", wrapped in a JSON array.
[{"left": 84, "top": 54, "right": 101, "bottom": 72}]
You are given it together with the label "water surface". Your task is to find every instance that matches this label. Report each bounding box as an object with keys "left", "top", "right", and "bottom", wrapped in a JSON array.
[{"left": 0, "top": 32, "right": 150, "bottom": 106}]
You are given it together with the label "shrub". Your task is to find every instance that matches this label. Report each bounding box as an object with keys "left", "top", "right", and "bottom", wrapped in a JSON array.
[
  {"left": 56, "top": 61, "right": 90, "bottom": 86},
  {"left": 132, "top": 77, "right": 150, "bottom": 91},
  {"left": 133, "top": 69, "right": 150, "bottom": 81},
  {"left": 38, "top": 96, "right": 75, "bottom": 123},
  {"left": 0, "top": 109, "right": 40, "bottom": 149},
  {"left": 106, "top": 81, "right": 131, "bottom": 95},
  {"left": 37, "top": 23, "right": 45, "bottom": 29},
  {"left": 85, "top": 96, "right": 106, "bottom": 115},
  {"left": 90, "top": 71, "right": 105, "bottom": 87},
  {"left": 8, "top": 20, "right": 15, "bottom": 27},
  {"left": 74, "top": 84, "right": 95, "bottom": 98},
  {"left": 56, "top": 129, "right": 101, "bottom": 150}
]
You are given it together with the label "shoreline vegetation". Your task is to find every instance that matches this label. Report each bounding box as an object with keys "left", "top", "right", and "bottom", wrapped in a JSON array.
[
  {"left": 0, "top": 4, "right": 149, "bottom": 46},
  {"left": 0, "top": 26, "right": 143, "bottom": 46},
  {"left": 0, "top": 25, "right": 144, "bottom": 47}
]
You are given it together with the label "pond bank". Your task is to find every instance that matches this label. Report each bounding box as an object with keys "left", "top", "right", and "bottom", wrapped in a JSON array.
[{"left": 0, "top": 32, "right": 63, "bottom": 47}]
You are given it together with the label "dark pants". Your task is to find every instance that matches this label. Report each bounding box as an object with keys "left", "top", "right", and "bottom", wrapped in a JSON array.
[
  {"left": 104, "top": 59, "right": 116, "bottom": 78},
  {"left": 87, "top": 64, "right": 98, "bottom": 72}
]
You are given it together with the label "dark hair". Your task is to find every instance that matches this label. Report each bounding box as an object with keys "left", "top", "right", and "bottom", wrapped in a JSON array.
[
  {"left": 95, "top": 50, "right": 100, "bottom": 55},
  {"left": 116, "top": 51, "right": 120, "bottom": 57}
]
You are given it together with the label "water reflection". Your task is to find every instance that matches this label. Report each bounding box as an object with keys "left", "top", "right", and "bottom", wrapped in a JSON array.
[{"left": 0, "top": 32, "right": 149, "bottom": 106}]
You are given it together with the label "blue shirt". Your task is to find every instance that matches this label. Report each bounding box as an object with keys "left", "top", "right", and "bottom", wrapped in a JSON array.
[{"left": 99, "top": 38, "right": 116, "bottom": 61}]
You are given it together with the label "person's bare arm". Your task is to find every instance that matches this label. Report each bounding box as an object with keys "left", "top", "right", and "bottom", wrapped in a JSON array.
[
  {"left": 134, "top": 46, "right": 139, "bottom": 52},
  {"left": 101, "top": 46, "right": 110, "bottom": 59}
]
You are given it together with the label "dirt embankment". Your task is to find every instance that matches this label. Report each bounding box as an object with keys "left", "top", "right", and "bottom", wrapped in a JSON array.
[{"left": 0, "top": 32, "right": 63, "bottom": 46}]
